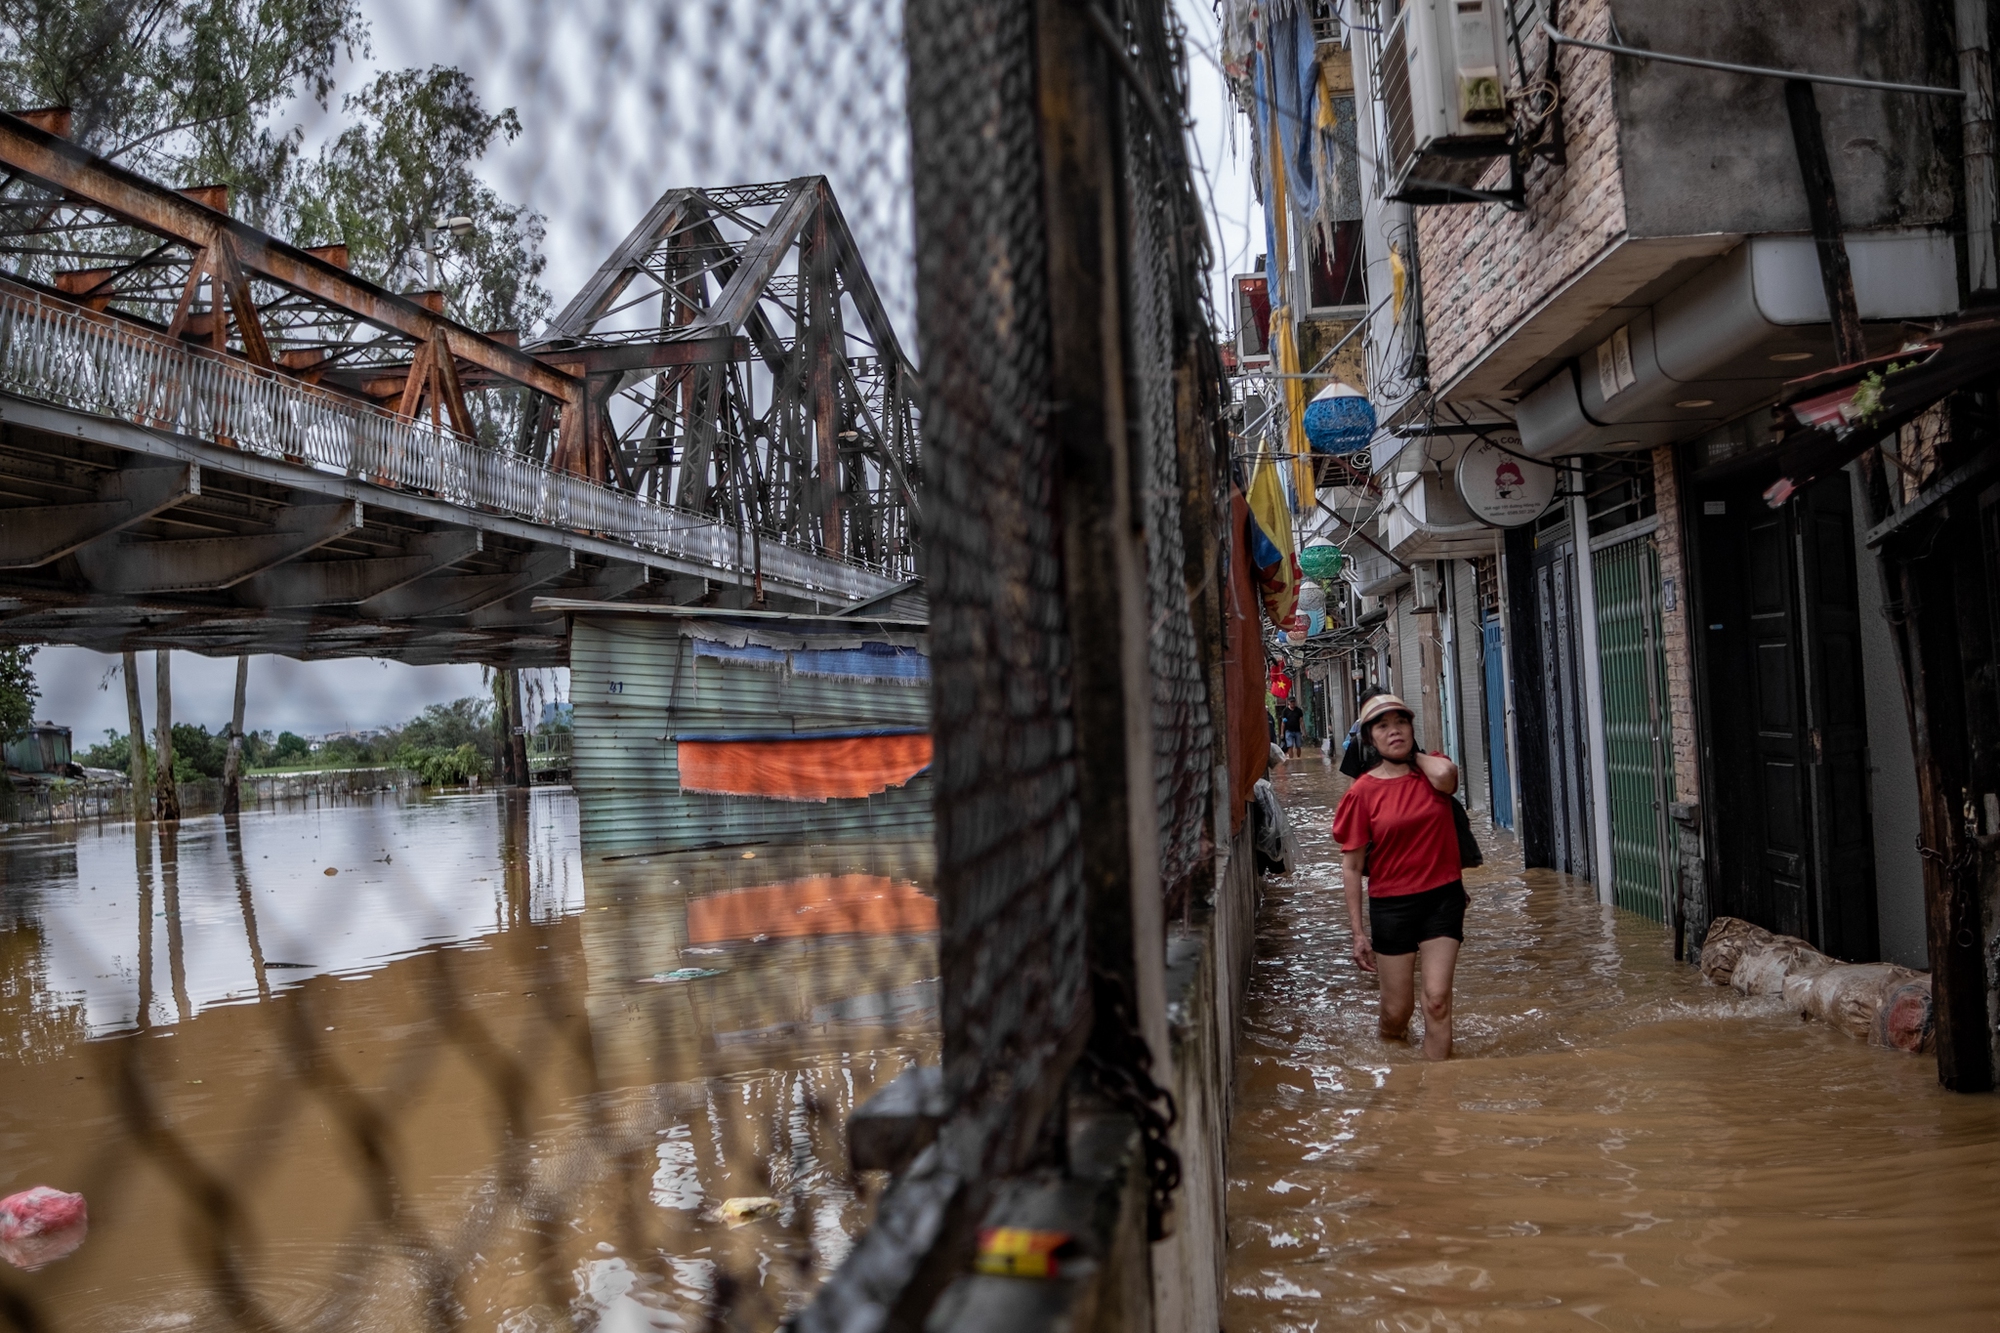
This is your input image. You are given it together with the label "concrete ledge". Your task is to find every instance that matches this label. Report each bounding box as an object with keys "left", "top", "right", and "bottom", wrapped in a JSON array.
[
  {"left": 1152, "top": 821, "right": 1260, "bottom": 1332},
  {"left": 851, "top": 1065, "right": 950, "bottom": 1174},
  {"left": 926, "top": 1110, "right": 1150, "bottom": 1333}
]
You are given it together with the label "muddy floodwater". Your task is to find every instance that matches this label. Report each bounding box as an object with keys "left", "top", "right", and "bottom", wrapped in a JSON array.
[
  {"left": 1225, "top": 762, "right": 2000, "bottom": 1332},
  {"left": 0, "top": 789, "right": 937, "bottom": 1331}
]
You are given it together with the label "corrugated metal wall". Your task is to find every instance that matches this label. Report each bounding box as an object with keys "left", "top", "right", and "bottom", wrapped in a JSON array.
[
  {"left": 1452, "top": 560, "right": 1487, "bottom": 816},
  {"left": 570, "top": 616, "right": 933, "bottom": 857},
  {"left": 1396, "top": 593, "right": 1423, "bottom": 722}
]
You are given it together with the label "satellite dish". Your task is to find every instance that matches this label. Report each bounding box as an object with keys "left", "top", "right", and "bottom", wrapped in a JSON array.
[{"left": 1456, "top": 435, "right": 1558, "bottom": 527}]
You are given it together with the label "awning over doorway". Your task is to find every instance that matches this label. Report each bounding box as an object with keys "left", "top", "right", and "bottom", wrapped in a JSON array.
[{"left": 1761, "top": 317, "right": 2000, "bottom": 506}]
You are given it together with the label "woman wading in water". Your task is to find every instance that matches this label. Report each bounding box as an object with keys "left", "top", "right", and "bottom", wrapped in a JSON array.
[{"left": 1333, "top": 693, "right": 1466, "bottom": 1059}]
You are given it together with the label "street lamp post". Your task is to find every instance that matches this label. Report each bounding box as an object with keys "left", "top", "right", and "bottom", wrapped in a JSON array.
[{"left": 421, "top": 214, "right": 476, "bottom": 292}]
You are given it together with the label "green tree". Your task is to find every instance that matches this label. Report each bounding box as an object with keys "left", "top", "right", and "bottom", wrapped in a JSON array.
[
  {"left": 394, "top": 697, "right": 494, "bottom": 760},
  {"left": 0, "top": 0, "right": 367, "bottom": 226},
  {"left": 290, "top": 66, "right": 548, "bottom": 339},
  {"left": 0, "top": 645, "right": 38, "bottom": 740},
  {"left": 168, "top": 721, "right": 226, "bottom": 780},
  {"left": 269, "top": 730, "right": 311, "bottom": 765},
  {"left": 79, "top": 728, "right": 130, "bottom": 770}
]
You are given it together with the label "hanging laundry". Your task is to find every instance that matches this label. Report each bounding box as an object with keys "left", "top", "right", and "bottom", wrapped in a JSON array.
[{"left": 1245, "top": 456, "right": 1301, "bottom": 629}]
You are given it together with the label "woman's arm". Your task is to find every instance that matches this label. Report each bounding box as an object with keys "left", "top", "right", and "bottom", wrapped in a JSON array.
[
  {"left": 1415, "top": 751, "right": 1459, "bottom": 795},
  {"left": 1341, "top": 848, "right": 1376, "bottom": 973}
]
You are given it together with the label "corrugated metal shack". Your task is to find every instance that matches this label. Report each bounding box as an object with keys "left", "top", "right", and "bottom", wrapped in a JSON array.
[{"left": 543, "top": 602, "right": 932, "bottom": 858}]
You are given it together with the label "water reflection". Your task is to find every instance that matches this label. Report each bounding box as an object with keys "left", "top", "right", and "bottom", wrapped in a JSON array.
[
  {"left": 0, "top": 788, "right": 937, "bottom": 1332},
  {"left": 1225, "top": 762, "right": 2000, "bottom": 1332}
]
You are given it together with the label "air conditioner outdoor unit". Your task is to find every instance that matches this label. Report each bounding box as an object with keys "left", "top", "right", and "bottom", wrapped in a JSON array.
[{"left": 1377, "top": 0, "right": 1512, "bottom": 201}]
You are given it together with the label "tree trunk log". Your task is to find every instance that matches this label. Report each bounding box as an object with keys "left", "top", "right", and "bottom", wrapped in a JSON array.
[
  {"left": 153, "top": 651, "right": 179, "bottom": 822},
  {"left": 122, "top": 650, "right": 149, "bottom": 823}
]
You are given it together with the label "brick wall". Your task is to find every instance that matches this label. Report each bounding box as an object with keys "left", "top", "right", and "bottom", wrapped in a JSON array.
[
  {"left": 1414, "top": 0, "right": 1626, "bottom": 391},
  {"left": 1651, "top": 444, "right": 1698, "bottom": 804}
]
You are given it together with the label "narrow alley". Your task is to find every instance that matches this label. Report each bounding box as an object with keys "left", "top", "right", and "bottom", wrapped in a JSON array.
[{"left": 1224, "top": 760, "right": 2000, "bottom": 1331}]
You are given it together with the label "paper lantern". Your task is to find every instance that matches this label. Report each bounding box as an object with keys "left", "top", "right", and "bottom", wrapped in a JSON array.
[
  {"left": 1303, "top": 381, "right": 1375, "bottom": 455},
  {"left": 1299, "top": 540, "right": 1343, "bottom": 582},
  {"left": 1296, "top": 579, "right": 1326, "bottom": 617},
  {"left": 1306, "top": 607, "right": 1326, "bottom": 637}
]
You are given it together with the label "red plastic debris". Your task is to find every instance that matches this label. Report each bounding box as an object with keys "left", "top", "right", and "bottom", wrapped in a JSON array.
[{"left": 0, "top": 1186, "right": 89, "bottom": 1269}]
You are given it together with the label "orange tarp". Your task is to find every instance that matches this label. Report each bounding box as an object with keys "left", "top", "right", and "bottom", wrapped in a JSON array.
[
  {"left": 687, "top": 875, "right": 939, "bottom": 943},
  {"left": 676, "top": 732, "right": 932, "bottom": 801}
]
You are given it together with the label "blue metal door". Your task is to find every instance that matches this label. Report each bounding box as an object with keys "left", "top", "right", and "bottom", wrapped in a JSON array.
[{"left": 1482, "top": 617, "right": 1513, "bottom": 830}]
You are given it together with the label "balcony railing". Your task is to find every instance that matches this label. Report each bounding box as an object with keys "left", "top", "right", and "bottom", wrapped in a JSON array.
[{"left": 0, "top": 285, "right": 896, "bottom": 599}]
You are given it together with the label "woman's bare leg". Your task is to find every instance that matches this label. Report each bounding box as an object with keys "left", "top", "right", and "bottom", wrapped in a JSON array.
[
  {"left": 1416, "top": 936, "right": 1461, "bottom": 1060},
  {"left": 1375, "top": 951, "right": 1416, "bottom": 1040}
]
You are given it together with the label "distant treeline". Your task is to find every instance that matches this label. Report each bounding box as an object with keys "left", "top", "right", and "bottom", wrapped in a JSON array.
[{"left": 75, "top": 696, "right": 557, "bottom": 786}]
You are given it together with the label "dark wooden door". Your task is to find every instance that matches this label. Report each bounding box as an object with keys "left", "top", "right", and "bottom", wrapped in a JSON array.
[
  {"left": 1797, "top": 478, "right": 1879, "bottom": 959},
  {"left": 1696, "top": 472, "right": 1876, "bottom": 955},
  {"left": 1744, "top": 508, "right": 1812, "bottom": 937},
  {"left": 1533, "top": 530, "right": 1593, "bottom": 878}
]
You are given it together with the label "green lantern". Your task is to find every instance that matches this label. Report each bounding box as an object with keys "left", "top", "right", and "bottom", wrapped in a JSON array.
[{"left": 1299, "top": 541, "right": 1343, "bottom": 582}]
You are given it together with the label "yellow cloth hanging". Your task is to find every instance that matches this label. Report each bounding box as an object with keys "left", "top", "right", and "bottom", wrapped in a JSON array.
[
  {"left": 1262, "top": 103, "right": 1317, "bottom": 514},
  {"left": 1246, "top": 452, "right": 1301, "bottom": 629}
]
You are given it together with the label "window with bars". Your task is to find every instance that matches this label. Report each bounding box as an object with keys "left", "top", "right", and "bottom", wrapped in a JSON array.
[{"left": 1584, "top": 455, "right": 1657, "bottom": 537}]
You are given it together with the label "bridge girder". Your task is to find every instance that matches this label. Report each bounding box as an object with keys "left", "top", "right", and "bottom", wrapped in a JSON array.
[
  {"left": 527, "top": 177, "right": 922, "bottom": 578},
  {"left": 0, "top": 111, "right": 921, "bottom": 667}
]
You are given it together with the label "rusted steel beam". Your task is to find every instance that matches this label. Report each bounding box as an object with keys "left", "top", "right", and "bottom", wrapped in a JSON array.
[
  {"left": 809, "top": 180, "right": 918, "bottom": 379},
  {"left": 537, "top": 335, "right": 747, "bottom": 377},
  {"left": 0, "top": 110, "right": 581, "bottom": 404},
  {"left": 542, "top": 189, "right": 694, "bottom": 338},
  {"left": 698, "top": 182, "right": 820, "bottom": 333}
]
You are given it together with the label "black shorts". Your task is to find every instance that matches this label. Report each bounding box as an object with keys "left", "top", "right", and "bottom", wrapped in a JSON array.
[{"left": 1368, "top": 881, "right": 1467, "bottom": 956}]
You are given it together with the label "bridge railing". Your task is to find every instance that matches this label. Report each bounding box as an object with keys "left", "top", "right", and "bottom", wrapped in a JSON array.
[{"left": 0, "top": 285, "right": 898, "bottom": 598}]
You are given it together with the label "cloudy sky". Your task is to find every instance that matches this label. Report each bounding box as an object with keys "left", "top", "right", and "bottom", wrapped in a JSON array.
[{"left": 32, "top": 0, "right": 1256, "bottom": 743}]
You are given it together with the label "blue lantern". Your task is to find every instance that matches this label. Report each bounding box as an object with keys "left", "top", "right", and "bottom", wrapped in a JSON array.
[{"left": 1302, "top": 381, "right": 1375, "bottom": 455}]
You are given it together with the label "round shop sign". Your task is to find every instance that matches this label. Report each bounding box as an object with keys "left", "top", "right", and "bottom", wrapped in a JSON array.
[{"left": 1456, "top": 434, "right": 1557, "bottom": 527}]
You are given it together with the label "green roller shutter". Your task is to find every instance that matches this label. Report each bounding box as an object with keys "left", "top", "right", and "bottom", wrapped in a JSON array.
[{"left": 1593, "top": 536, "right": 1674, "bottom": 922}]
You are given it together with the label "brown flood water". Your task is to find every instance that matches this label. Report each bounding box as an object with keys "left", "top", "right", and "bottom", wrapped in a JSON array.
[
  {"left": 0, "top": 789, "right": 936, "bottom": 1331},
  {"left": 1225, "top": 761, "right": 2000, "bottom": 1332}
]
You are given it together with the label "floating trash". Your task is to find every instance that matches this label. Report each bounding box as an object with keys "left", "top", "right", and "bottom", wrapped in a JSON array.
[
  {"left": 641, "top": 967, "right": 727, "bottom": 983},
  {"left": 0, "top": 1187, "right": 88, "bottom": 1270},
  {"left": 718, "top": 1196, "right": 779, "bottom": 1226}
]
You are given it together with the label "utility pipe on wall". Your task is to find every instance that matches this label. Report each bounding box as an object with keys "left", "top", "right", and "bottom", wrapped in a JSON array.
[{"left": 1958, "top": 0, "right": 1998, "bottom": 292}]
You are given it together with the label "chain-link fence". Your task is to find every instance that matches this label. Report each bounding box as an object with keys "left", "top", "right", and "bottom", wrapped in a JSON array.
[{"left": 0, "top": 0, "right": 1232, "bottom": 1326}]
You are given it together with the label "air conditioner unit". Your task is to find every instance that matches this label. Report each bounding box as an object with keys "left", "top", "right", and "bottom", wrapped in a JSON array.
[
  {"left": 1377, "top": 0, "right": 1512, "bottom": 201},
  {"left": 1235, "top": 273, "right": 1272, "bottom": 364}
]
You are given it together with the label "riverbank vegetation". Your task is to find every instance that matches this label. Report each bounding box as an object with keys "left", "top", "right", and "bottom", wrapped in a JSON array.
[{"left": 73, "top": 696, "right": 535, "bottom": 786}]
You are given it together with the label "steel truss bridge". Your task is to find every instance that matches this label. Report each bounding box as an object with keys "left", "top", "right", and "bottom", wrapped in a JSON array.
[{"left": 0, "top": 110, "right": 920, "bottom": 668}]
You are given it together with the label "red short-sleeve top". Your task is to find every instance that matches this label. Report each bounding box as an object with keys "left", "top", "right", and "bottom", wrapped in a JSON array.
[{"left": 1332, "top": 767, "right": 1460, "bottom": 898}]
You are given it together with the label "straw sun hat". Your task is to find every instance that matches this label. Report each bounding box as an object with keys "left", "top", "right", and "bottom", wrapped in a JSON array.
[{"left": 1356, "top": 694, "right": 1415, "bottom": 732}]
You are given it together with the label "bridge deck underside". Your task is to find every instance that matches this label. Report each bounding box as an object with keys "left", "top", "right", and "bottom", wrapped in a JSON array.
[{"left": 0, "top": 401, "right": 908, "bottom": 668}]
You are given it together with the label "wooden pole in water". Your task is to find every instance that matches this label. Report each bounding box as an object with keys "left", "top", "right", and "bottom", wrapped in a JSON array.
[
  {"left": 506, "top": 667, "right": 529, "bottom": 789},
  {"left": 222, "top": 654, "right": 249, "bottom": 815},
  {"left": 153, "top": 650, "right": 180, "bottom": 821},
  {"left": 122, "top": 650, "right": 149, "bottom": 823}
]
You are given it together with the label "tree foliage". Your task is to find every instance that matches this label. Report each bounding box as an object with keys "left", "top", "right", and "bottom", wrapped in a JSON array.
[
  {"left": 0, "top": 4, "right": 549, "bottom": 376},
  {"left": 290, "top": 66, "right": 547, "bottom": 337},
  {"left": 0, "top": 0, "right": 367, "bottom": 226},
  {"left": 75, "top": 697, "right": 502, "bottom": 787},
  {"left": 0, "top": 645, "right": 38, "bottom": 740}
]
